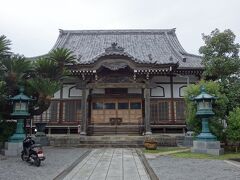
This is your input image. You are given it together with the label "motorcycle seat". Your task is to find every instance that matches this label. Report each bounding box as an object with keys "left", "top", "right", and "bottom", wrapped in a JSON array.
[{"left": 31, "top": 144, "right": 42, "bottom": 148}]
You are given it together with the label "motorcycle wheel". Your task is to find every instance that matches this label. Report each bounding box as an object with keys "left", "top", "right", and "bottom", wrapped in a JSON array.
[
  {"left": 21, "top": 153, "right": 28, "bottom": 161},
  {"left": 31, "top": 154, "right": 41, "bottom": 167}
]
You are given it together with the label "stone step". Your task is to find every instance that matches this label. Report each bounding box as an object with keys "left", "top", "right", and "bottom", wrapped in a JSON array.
[
  {"left": 49, "top": 135, "right": 180, "bottom": 147},
  {"left": 75, "top": 143, "right": 143, "bottom": 148}
]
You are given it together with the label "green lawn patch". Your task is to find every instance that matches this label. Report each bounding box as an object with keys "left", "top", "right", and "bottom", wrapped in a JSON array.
[
  {"left": 144, "top": 147, "right": 240, "bottom": 160},
  {"left": 171, "top": 151, "right": 240, "bottom": 160},
  {"left": 144, "top": 147, "right": 188, "bottom": 154}
]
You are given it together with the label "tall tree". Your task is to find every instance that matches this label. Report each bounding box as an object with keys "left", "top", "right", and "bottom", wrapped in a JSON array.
[
  {"left": 199, "top": 28, "right": 240, "bottom": 80},
  {"left": 199, "top": 29, "right": 240, "bottom": 113}
]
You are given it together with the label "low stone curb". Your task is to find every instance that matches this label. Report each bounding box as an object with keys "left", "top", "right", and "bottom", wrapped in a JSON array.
[
  {"left": 152, "top": 148, "right": 190, "bottom": 156},
  {"left": 136, "top": 149, "right": 159, "bottom": 180},
  {"left": 224, "top": 160, "right": 240, "bottom": 169},
  {"left": 0, "top": 154, "right": 7, "bottom": 160},
  {"left": 144, "top": 148, "right": 190, "bottom": 159},
  {"left": 53, "top": 149, "right": 92, "bottom": 180}
]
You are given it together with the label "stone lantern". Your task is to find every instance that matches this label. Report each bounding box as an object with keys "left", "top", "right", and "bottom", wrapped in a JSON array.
[
  {"left": 4, "top": 86, "right": 33, "bottom": 156},
  {"left": 9, "top": 86, "right": 32, "bottom": 142},
  {"left": 191, "top": 86, "right": 224, "bottom": 155},
  {"left": 193, "top": 86, "right": 216, "bottom": 141}
]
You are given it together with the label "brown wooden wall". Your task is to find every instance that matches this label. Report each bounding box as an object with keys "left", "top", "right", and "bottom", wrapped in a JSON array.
[
  {"left": 33, "top": 98, "right": 186, "bottom": 126},
  {"left": 150, "top": 98, "right": 186, "bottom": 125}
]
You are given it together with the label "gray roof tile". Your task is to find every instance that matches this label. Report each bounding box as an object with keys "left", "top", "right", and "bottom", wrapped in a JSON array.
[{"left": 52, "top": 29, "right": 203, "bottom": 68}]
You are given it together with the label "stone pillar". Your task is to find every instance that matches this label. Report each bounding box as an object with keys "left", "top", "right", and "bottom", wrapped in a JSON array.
[
  {"left": 80, "top": 88, "right": 88, "bottom": 135},
  {"left": 144, "top": 87, "right": 152, "bottom": 135}
]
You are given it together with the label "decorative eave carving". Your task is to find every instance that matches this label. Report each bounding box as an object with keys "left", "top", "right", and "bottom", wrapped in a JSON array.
[
  {"left": 105, "top": 42, "right": 125, "bottom": 53},
  {"left": 101, "top": 62, "right": 128, "bottom": 71}
]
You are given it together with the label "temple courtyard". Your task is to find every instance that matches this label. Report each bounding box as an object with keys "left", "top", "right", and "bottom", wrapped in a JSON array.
[{"left": 0, "top": 147, "right": 240, "bottom": 180}]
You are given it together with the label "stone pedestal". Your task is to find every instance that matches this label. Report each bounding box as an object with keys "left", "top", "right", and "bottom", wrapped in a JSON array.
[
  {"left": 183, "top": 136, "right": 193, "bottom": 147},
  {"left": 4, "top": 142, "right": 23, "bottom": 156},
  {"left": 191, "top": 140, "right": 224, "bottom": 156},
  {"left": 33, "top": 136, "right": 49, "bottom": 146},
  {"left": 35, "top": 122, "right": 47, "bottom": 136}
]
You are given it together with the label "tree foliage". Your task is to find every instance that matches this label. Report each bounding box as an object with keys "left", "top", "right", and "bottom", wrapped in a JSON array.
[
  {"left": 189, "top": 28, "right": 240, "bottom": 143},
  {"left": 0, "top": 35, "right": 11, "bottom": 59},
  {"left": 226, "top": 107, "right": 240, "bottom": 152},
  {"left": 199, "top": 28, "right": 240, "bottom": 80},
  {"left": 48, "top": 48, "right": 75, "bottom": 79},
  {"left": 0, "top": 34, "right": 76, "bottom": 120}
]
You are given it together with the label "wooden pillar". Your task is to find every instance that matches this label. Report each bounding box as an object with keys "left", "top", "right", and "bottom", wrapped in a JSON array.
[
  {"left": 144, "top": 86, "right": 152, "bottom": 135},
  {"left": 59, "top": 82, "right": 63, "bottom": 124},
  {"left": 170, "top": 75, "right": 175, "bottom": 122},
  {"left": 80, "top": 88, "right": 87, "bottom": 135}
]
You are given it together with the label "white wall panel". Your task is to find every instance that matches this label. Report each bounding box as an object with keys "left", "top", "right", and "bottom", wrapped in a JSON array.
[
  {"left": 128, "top": 88, "right": 141, "bottom": 94},
  {"left": 92, "top": 88, "right": 105, "bottom": 94},
  {"left": 53, "top": 85, "right": 82, "bottom": 99},
  {"left": 150, "top": 84, "right": 171, "bottom": 98},
  {"left": 173, "top": 84, "right": 187, "bottom": 98}
]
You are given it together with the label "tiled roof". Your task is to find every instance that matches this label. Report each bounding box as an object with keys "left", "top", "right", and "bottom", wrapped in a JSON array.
[{"left": 51, "top": 29, "right": 203, "bottom": 68}]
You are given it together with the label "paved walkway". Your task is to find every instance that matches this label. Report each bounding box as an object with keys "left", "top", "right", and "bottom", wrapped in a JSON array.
[{"left": 63, "top": 148, "right": 150, "bottom": 180}]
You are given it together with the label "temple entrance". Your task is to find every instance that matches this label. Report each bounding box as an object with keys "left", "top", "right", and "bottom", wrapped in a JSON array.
[{"left": 89, "top": 97, "right": 143, "bottom": 135}]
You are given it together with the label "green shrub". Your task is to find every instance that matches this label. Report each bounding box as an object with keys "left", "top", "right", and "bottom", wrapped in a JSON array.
[
  {"left": 0, "top": 120, "right": 16, "bottom": 142},
  {"left": 226, "top": 107, "right": 240, "bottom": 152}
]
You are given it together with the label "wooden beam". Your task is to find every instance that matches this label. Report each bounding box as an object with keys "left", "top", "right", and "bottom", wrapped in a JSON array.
[
  {"left": 59, "top": 82, "right": 63, "bottom": 124},
  {"left": 87, "top": 82, "right": 146, "bottom": 89},
  {"left": 170, "top": 75, "right": 175, "bottom": 122},
  {"left": 144, "top": 85, "right": 152, "bottom": 135},
  {"left": 80, "top": 88, "right": 87, "bottom": 135}
]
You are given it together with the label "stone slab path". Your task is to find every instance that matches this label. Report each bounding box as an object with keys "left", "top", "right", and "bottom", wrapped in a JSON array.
[{"left": 63, "top": 148, "right": 150, "bottom": 180}]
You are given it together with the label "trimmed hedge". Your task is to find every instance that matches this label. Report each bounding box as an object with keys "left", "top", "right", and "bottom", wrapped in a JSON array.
[{"left": 0, "top": 120, "right": 16, "bottom": 142}]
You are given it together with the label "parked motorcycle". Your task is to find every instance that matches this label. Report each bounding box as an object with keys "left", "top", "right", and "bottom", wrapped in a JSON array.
[{"left": 21, "top": 136, "right": 45, "bottom": 167}]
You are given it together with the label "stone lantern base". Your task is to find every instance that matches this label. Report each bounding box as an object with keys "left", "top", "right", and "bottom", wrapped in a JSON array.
[
  {"left": 4, "top": 142, "right": 23, "bottom": 156},
  {"left": 191, "top": 140, "right": 224, "bottom": 156}
]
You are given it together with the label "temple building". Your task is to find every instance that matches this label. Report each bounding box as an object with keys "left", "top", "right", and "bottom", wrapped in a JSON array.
[{"left": 33, "top": 29, "right": 203, "bottom": 135}]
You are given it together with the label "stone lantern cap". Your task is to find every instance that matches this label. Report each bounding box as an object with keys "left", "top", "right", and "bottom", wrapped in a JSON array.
[
  {"left": 192, "top": 86, "right": 216, "bottom": 101},
  {"left": 10, "top": 87, "right": 32, "bottom": 101}
]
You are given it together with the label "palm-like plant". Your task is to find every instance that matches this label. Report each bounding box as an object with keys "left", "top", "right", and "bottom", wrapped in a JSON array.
[
  {"left": 48, "top": 48, "right": 76, "bottom": 78},
  {"left": 0, "top": 55, "right": 33, "bottom": 94},
  {"left": 33, "top": 57, "right": 59, "bottom": 80},
  {"left": 27, "top": 78, "right": 60, "bottom": 115},
  {"left": 0, "top": 35, "right": 11, "bottom": 59},
  {"left": 48, "top": 48, "right": 76, "bottom": 122}
]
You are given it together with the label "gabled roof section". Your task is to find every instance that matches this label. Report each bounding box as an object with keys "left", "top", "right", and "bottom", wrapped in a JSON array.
[{"left": 51, "top": 29, "right": 203, "bottom": 68}]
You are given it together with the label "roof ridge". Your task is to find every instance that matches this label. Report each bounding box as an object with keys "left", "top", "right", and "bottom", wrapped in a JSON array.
[
  {"left": 182, "top": 52, "right": 202, "bottom": 58},
  {"left": 59, "top": 28, "right": 176, "bottom": 35},
  {"left": 163, "top": 31, "right": 184, "bottom": 61}
]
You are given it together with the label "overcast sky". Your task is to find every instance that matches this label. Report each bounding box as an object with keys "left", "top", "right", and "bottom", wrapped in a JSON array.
[{"left": 1, "top": 0, "right": 240, "bottom": 57}]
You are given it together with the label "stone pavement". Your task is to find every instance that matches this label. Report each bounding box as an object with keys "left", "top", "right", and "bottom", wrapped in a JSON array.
[
  {"left": 147, "top": 155, "right": 240, "bottom": 180},
  {"left": 0, "top": 147, "right": 89, "bottom": 180},
  {"left": 63, "top": 148, "right": 150, "bottom": 180}
]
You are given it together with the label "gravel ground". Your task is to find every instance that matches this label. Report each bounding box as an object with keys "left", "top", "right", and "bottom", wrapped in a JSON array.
[
  {"left": 0, "top": 147, "right": 88, "bottom": 180},
  {"left": 147, "top": 155, "right": 240, "bottom": 180}
]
